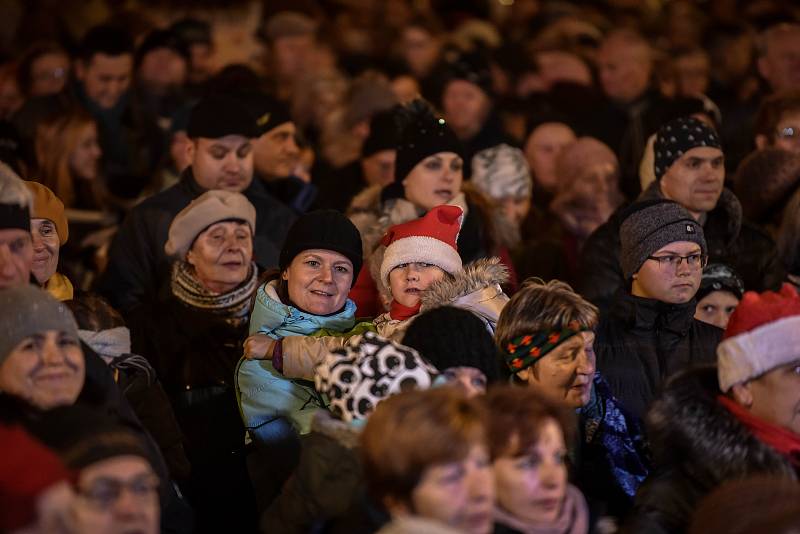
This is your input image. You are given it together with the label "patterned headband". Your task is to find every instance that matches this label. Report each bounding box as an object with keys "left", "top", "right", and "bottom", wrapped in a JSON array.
[{"left": 503, "top": 320, "right": 590, "bottom": 372}]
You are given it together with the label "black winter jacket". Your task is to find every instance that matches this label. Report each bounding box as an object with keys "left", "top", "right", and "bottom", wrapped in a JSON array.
[
  {"left": 97, "top": 169, "right": 294, "bottom": 314},
  {"left": 128, "top": 295, "right": 258, "bottom": 533},
  {"left": 622, "top": 366, "right": 797, "bottom": 534},
  {"left": 594, "top": 291, "right": 722, "bottom": 420},
  {"left": 578, "top": 184, "right": 784, "bottom": 313}
]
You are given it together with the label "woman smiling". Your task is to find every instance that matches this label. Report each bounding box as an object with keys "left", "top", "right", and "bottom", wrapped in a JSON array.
[
  {"left": 127, "top": 190, "right": 260, "bottom": 532},
  {"left": 24, "top": 181, "right": 73, "bottom": 300}
]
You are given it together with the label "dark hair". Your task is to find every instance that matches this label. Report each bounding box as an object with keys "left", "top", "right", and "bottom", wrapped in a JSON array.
[
  {"left": 754, "top": 91, "right": 800, "bottom": 143},
  {"left": 65, "top": 294, "right": 125, "bottom": 331},
  {"left": 79, "top": 25, "right": 134, "bottom": 62},
  {"left": 16, "top": 42, "right": 68, "bottom": 97}
]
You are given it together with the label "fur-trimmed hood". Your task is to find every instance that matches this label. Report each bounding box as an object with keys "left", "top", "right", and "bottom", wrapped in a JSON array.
[
  {"left": 310, "top": 409, "right": 361, "bottom": 449},
  {"left": 640, "top": 182, "right": 743, "bottom": 249},
  {"left": 646, "top": 365, "right": 796, "bottom": 489},
  {"left": 420, "top": 257, "right": 509, "bottom": 330}
]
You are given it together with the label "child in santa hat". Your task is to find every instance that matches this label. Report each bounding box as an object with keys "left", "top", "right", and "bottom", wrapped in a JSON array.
[{"left": 247, "top": 204, "right": 509, "bottom": 382}]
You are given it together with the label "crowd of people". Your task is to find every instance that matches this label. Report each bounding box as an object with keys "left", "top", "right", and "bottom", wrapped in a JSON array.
[{"left": 2, "top": 0, "right": 800, "bottom": 533}]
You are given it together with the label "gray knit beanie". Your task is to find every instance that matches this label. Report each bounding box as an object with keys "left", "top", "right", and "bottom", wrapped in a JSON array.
[
  {"left": 619, "top": 199, "right": 707, "bottom": 279},
  {"left": 0, "top": 285, "right": 79, "bottom": 365}
]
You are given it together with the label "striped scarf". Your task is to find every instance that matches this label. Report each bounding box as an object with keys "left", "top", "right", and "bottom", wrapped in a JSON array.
[{"left": 171, "top": 260, "right": 258, "bottom": 327}]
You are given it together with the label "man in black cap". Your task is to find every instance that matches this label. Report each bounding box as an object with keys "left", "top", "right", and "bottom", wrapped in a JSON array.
[
  {"left": 239, "top": 92, "right": 317, "bottom": 213},
  {"left": 98, "top": 95, "right": 295, "bottom": 314},
  {"left": 579, "top": 116, "right": 782, "bottom": 313}
]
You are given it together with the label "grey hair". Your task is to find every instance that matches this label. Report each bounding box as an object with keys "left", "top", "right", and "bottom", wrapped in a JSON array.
[
  {"left": 0, "top": 162, "right": 32, "bottom": 208},
  {"left": 495, "top": 278, "right": 599, "bottom": 350}
]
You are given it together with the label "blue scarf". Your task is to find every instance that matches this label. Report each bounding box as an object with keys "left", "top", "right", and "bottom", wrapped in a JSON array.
[
  {"left": 237, "top": 281, "right": 357, "bottom": 437},
  {"left": 248, "top": 281, "right": 357, "bottom": 338},
  {"left": 579, "top": 374, "right": 651, "bottom": 500}
]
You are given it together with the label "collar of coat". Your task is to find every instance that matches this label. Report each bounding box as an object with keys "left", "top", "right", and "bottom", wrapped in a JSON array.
[
  {"left": 640, "top": 181, "right": 743, "bottom": 249},
  {"left": 611, "top": 289, "right": 696, "bottom": 335}
]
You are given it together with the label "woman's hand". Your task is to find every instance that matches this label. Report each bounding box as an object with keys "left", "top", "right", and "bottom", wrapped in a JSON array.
[{"left": 244, "top": 333, "right": 275, "bottom": 360}]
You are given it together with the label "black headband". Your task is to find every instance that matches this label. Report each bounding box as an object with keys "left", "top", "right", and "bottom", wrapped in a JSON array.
[{"left": 0, "top": 203, "right": 30, "bottom": 231}]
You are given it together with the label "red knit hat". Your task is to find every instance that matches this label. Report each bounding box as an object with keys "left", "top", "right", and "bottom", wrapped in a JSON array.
[
  {"left": 379, "top": 205, "right": 463, "bottom": 288},
  {"left": 717, "top": 283, "right": 800, "bottom": 392},
  {"left": 0, "top": 424, "right": 72, "bottom": 531}
]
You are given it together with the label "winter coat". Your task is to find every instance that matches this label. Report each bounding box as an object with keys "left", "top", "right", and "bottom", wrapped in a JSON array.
[
  {"left": 276, "top": 257, "right": 510, "bottom": 382},
  {"left": 97, "top": 168, "right": 295, "bottom": 314},
  {"left": 593, "top": 290, "right": 723, "bottom": 420},
  {"left": 622, "top": 366, "right": 798, "bottom": 534},
  {"left": 577, "top": 183, "right": 784, "bottom": 313},
  {"left": 0, "top": 343, "right": 194, "bottom": 534},
  {"left": 111, "top": 353, "right": 191, "bottom": 481},
  {"left": 260, "top": 410, "right": 365, "bottom": 534},
  {"left": 128, "top": 294, "right": 258, "bottom": 533},
  {"left": 574, "top": 374, "right": 651, "bottom": 522},
  {"left": 347, "top": 183, "right": 519, "bottom": 316}
]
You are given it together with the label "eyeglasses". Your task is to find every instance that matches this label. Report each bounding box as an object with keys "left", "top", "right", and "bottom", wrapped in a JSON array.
[
  {"left": 646, "top": 253, "right": 707, "bottom": 271},
  {"left": 77, "top": 474, "right": 159, "bottom": 510}
]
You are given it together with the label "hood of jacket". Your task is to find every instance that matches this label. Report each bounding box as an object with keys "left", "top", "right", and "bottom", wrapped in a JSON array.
[
  {"left": 647, "top": 366, "right": 796, "bottom": 489},
  {"left": 249, "top": 280, "right": 357, "bottom": 338},
  {"left": 420, "top": 257, "right": 509, "bottom": 330},
  {"left": 640, "top": 181, "right": 742, "bottom": 249}
]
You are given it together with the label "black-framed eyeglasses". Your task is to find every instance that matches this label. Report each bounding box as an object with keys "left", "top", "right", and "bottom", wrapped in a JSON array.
[
  {"left": 77, "top": 474, "right": 160, "bottom": 510},
  {"left": 646, "top": 253, "right": 707, "bottom": 271}
]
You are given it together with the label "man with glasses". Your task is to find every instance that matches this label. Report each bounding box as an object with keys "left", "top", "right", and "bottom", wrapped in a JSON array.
[
  {"left": 754, "top": 90, "right": 800, "bottom": 154},
  {"left": 579, "top": 116, "right": 782, "bottom": 313},
  {"left": 593, "top": 199, "right": 723, "bottom": 419}
]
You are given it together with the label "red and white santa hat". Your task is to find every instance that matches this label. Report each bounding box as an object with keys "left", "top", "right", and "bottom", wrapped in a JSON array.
[
  {"left": 717, "top": 283, "right": 800, "bottom": 392},
  {"left": 379, "top": 205, "right": 463, "bottom": 288}
]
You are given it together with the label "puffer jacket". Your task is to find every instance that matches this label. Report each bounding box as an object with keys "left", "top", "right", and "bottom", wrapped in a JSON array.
[
  {"left": 622, "top": 366, "right": 797, "bottom": 534},
  {"left": 594, "top": 290, "right": 722, "bottom": 420},
  {"left": 260, "top": 409, "right": 364, "bottom": 534},
  {"left": 577, "top": 183, "right": 784, "bottom": 313},
  {"left": 278, "top": 257, "right": 510, "bottom": 381},
  {"left": 348, "top": 183, "right": 519, "bottom": 316}
]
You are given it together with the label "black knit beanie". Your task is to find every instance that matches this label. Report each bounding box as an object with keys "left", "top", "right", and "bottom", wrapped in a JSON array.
[
  {"left": 279, "top": 210, "right": 363, "bottom": 280},
  {"left": 236, "top": 91, "right": 292, "bottom": 136},
  {"left": 187, "top": 94, "right": 259, "bottom": 139},
  {"left": 362, "top": 109, "right": 399, "bottom": 158},
  {"left": 402, "top": 306, "right": 500, "bottom": 382},
  {"left": 654, "top": 116, "right": 722, "bottom": 181},
  {"left": 696, "top": 263, "right": 744, "bottom": 302},
  {"left": 384, "top": 100, "right": 463, "bottom": 200},
  {"left": 441, "top": 50, "right": 494, "bottom": 98}
]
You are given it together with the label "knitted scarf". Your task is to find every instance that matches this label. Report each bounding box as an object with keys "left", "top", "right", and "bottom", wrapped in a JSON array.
[
  {"left": 171, "top": 261, "right": 258, "bottom": 327},
  {"left": 718, "top": 395, "right": 800, "bottom": 468},
  {"left": 493, "top": 484, "right": 589, "bottom": 534}
]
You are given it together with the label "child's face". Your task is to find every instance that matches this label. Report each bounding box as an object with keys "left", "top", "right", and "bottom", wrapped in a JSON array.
[{"left": 389, "top": 263, "right": 446, "bottom": 308}]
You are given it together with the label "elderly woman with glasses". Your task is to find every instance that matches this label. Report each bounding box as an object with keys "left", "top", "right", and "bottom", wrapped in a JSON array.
[{"left": 592, "top": 199, "right": 723, "bottom": 421}]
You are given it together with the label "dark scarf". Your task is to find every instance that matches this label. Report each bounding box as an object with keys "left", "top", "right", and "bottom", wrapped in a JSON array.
[
  {"left": 170, "top": 261, "right": 258, "bottom": 327},
  {"left": 389, "top": 300, "right": 421, "bottom": 321},
  {"left": 718, "top": 395, "right": 800, "bottom": 468}
]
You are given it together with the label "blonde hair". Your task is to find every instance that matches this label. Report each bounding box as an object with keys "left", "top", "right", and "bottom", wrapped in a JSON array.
[
  {"left": 34, "top": 108, "right": 98, "bottom": 208},
  {"left": 0, "top": 162, "right": 32, "bottom": 207},
  {"left": 495, "top": 278, "right": 598, "bottom": 351}
]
